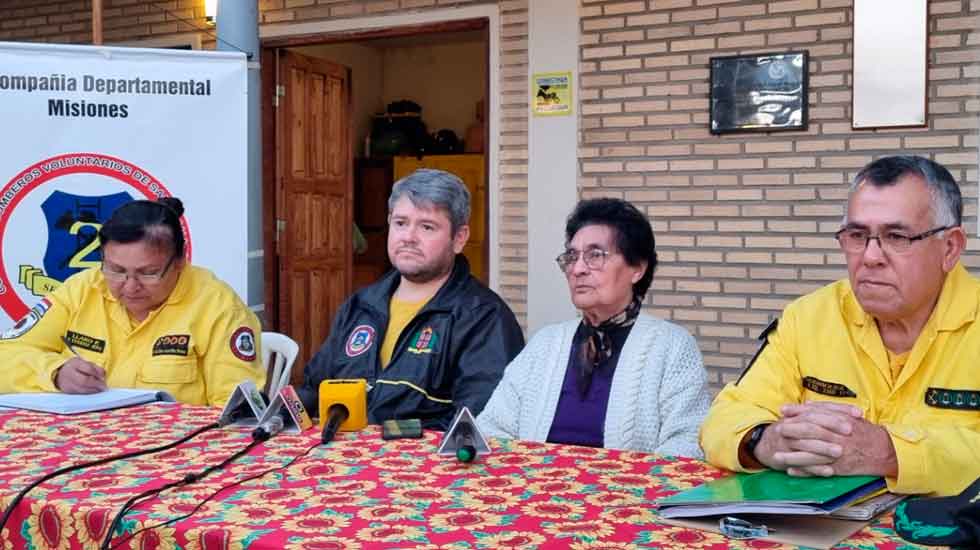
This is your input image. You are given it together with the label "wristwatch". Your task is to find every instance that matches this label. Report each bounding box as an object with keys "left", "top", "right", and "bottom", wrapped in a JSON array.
[{"left": 744, "top": 423, "right": 770, "bottom": 462}]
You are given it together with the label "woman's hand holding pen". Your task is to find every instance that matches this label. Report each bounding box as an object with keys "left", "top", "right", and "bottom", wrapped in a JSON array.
[
  {"left": 55, "top": 358, "right": 108, "bottom": 394},
  {"left": 56, "top": 337, "right": 107, "bottom": 394}
]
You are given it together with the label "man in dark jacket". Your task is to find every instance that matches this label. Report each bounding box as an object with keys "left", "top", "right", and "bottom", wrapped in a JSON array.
[{"left": 298, "top": 169, "right": 524, "bottom": 430}]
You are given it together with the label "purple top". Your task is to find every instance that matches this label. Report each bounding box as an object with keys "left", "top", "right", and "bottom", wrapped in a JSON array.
[{"left": 546, "top": 322, "right": 633, "bottom": 448}]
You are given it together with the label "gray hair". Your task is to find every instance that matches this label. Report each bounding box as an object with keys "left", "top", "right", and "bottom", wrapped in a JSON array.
[
  {"left": 387, "top": 168, "right": 471, "bottom": 234},
  {"left": 847, "top": 155, "right": 962, "bottom": 228}
]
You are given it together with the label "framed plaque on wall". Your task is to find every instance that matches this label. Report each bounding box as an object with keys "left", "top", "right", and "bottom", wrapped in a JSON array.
[{"left": 709, "top": 51, "right": 808, "bottom": 135}]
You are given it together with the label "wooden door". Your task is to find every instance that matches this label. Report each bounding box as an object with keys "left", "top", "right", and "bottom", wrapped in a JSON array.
[{"left": 276, "top": 50, "right": 352, "bottom": 383}]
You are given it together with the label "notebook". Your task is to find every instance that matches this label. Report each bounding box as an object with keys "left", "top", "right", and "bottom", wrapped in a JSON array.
[
  {"left": 829, "top": 490, "right": 907, "bottom": 520},
  {"left": 0, "top": 388, "right": 175, "bottom": 415},
  {"left": 656, "top": 470, "right": 886, "bottom": 519},
  {"left": 662, "top": 514, "right": 871, "bottom": 550}
]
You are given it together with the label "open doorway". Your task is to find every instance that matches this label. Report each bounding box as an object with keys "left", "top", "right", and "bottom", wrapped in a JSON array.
[
  {"left": 293, "top": 27, "right": 490, "bottom": 291},
  {"left": 262, "top": 20, "right": 491, "bottom": 378}
]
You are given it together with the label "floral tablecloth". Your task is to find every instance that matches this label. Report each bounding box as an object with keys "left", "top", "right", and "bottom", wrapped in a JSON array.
[{"left": 0, "top": 403, "right": 928, "bottom": 549}]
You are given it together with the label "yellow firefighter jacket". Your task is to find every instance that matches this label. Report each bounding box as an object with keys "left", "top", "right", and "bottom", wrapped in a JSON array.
[
  {"left": 0, "top": 265, "right": 264, "bottom": 407},
  {"left": 701, "top": 262, "right": 980, "bottom": 496}
]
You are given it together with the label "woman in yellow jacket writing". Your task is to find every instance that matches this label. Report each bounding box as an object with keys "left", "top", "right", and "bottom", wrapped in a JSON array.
[{"left": 0, "top": 197, "right": 264, "bottom": 407}]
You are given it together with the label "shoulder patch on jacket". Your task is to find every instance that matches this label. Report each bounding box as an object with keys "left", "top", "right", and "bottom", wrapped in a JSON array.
[
  {"left": 802, "top": 376, "right": 857, "bottom": 398},
  {"left": 735, "top": 317, "right": 778, "bottom": 385},
  {"left": 925, "top": 387, "right": 980, "bottom": 411},
  {"left": 345, "top": 325, "right": 376, "bottom": 357},
  {"left": 1, "top": 298, "right": 51, "bottom": 340},
  {"left": 230, "top": 327, "right": 256, "bottom": 362}
]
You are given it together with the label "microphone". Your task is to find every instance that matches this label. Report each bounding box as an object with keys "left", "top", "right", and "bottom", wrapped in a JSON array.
[
  {"left": 220, "top": 398, "right": 257, "bottom": 427},
  {"left": 318, "top": 379, "right": 368, "bottom": 444},
  {"left": 453, "top": 422, "right": 477, "bottom": 463},
  {"left": 436, "top": 406, "right": 487, "bottom": 462},
  {"left": 321, "top": 404, "right": 349, "bottom": 444},
  {"left": 252, "top": 414, "right": 284, "bottom": 441},
  {"left": 218, "top": 381, "right": 268, "bottom": 427}
]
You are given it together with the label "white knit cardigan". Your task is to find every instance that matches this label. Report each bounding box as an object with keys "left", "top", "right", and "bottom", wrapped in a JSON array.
[{"left": 476, "top": 313, "right": 710, "bottom": 458}]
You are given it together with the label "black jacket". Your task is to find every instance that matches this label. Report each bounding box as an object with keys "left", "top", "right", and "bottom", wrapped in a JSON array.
[{"left": 297, "top": 255, "right": 525, "bottom": 430}]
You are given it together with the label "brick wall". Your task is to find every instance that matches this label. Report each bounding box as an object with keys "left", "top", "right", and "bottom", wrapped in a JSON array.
[
  {"left": 579, "top": 0, "right": 980, "bottom": 390},
  {"left": 3, "top": 0, "right": 978, "bottom": 390},
  {"left": 0, "top": 1, "right": 203, "bottom": 43},
  {"left": 0, "top": 0, "right": 532, "bottom": 326}
]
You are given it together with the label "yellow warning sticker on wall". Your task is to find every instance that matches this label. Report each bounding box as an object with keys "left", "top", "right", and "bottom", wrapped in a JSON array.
[{"left": 532, "top": 71, "right": 572, "bottom": 117}]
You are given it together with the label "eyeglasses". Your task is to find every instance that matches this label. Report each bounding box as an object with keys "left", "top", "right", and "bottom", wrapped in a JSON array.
[
  {"left": 101, "top": 254, "right": 177, "bottom": 285},
  {"left": 555, "top": 248, "right": 611, "bottom": 273},
  {"left": 834, "top": 225, "right": 952, "bottom": 254}
]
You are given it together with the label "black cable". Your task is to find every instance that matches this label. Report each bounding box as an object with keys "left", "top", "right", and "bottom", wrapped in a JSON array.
[
  {"left": 108, "top": 439, "right": 322, "bottom": 550},
  {"left": 0, "top": 421, "right": 219, "bottom": 535},
  {"left": 99, "top": 436, "right": 264, "bottom": 550},
  {"left": 148, "top": 2, "right": 253, "bottom": 58}
]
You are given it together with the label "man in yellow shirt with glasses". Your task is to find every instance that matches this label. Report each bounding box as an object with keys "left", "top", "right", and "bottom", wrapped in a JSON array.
[
  {"left": 0, "top": 197, "right": 264, "bottom": 407},
  {"left": 701, "top": 155, "right": 980, "bottom": 497}
]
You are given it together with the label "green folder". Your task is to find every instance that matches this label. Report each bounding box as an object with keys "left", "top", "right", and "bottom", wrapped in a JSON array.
[{"left": 656, "top": 470, "right": 885, "bottom": 519}]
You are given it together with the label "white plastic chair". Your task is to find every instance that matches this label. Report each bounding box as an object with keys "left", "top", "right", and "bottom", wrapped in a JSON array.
[{"left": 261, "top": 332, "right": 299, "bottom": 398}]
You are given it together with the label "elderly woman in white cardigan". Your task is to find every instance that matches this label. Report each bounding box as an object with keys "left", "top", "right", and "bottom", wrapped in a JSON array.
[{"left": 477, "top": 198, "right": 710, "bottom": 458}]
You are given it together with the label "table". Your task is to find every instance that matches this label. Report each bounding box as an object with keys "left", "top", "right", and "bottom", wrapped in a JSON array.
[{"left": 0, "top": 403, "right": 927, "bottom": 549}]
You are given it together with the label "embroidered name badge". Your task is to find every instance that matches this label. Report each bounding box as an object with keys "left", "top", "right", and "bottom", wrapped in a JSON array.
[
  {"left": 152, "top": 334, "right": 190, "bottom": 357},
  {"left": 230, "top": 327, "right": 257, "bottom": 362},
  {"left": 345, "top": 325, "right": 375, "bottom": 357},
  {"left": 407, "top": 326, "right": 438, "bottom": 355},
  {"left": 925, "top": 387, "right": 980, "bottom": 411},
  {"left": 802, "top": 376, "right": 857, "bottom": 398},
  {"left": 65, "top": 330, "right": 106, "bottom": 353},
  {"left": 0, "top": 298, "right": 51, "bottom": 340}
]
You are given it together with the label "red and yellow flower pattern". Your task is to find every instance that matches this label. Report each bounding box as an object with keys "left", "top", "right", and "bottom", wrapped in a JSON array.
[
  {"left": 457, "top": 491, "right": 521, "bottom": 511},
  {"left": 284, "top": 535, "right": 361, "bottom": 550},
  {"left": 26, "top": 500, "right": 76, "bottom": 550},
  {"left": 281, "top": 511, "right": 352, "bottom": 534},
  {"left": 0, "top": 404, "right": 919, "bottom": 550},
  {"left": 182, "top": 525, "right": 250, "bottom": 550}
]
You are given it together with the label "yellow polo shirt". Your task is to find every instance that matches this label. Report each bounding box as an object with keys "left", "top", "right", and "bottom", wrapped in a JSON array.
[
  {"left": 701, "top": 262, "right": 980, "bottom": 496},
  {"left": 379, "top": 295, "right": 429, "bottom": 369},
  {"left": 0, "top": 265, "right": 265, "bottom": 407}
]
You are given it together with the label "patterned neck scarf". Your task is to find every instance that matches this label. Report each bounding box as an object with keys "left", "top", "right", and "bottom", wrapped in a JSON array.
[{"left": 577, "top": 297, "right": 641, "bottom": 398}]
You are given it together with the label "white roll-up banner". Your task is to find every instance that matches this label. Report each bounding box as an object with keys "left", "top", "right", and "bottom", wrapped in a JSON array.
[{"left": 0, "top": 42, "right": 247, "bottom": 328}]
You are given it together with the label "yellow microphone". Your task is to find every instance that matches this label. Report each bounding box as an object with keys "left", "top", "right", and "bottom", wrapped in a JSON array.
[{"left": 318, "top": 379, "right": 367, "bottom": 444}]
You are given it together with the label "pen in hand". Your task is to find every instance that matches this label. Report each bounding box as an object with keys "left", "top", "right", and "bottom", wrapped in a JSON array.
[
  {"left": 61, "top": 335, "right": 82, "bottom": 357},
  {"left": 59, "top": 336, "right": 108, "bottom": 394}
]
